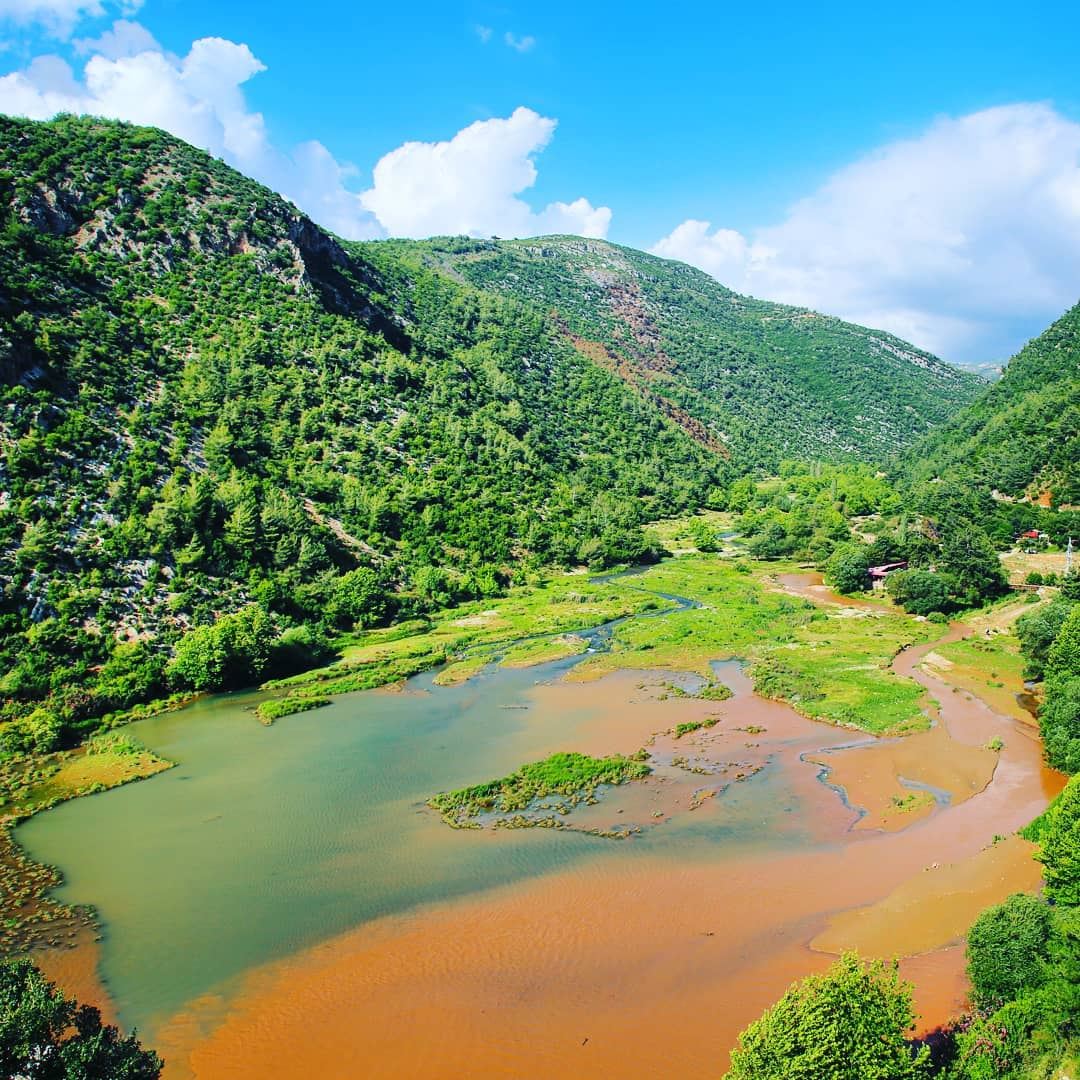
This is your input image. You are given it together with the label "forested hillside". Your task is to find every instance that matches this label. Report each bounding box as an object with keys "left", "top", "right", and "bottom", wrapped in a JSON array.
[
  {"left": 0, "top": 114, "right": 724, "bottom": 745},
  {"left": 907, "top": 301, "right": 1080, "bottom": 505},
  {"left": 0, "top": 113, "right": 982, "bottom": 749},
  {"left": 374, "top": 235, "right": 982, "bottom": 467}
]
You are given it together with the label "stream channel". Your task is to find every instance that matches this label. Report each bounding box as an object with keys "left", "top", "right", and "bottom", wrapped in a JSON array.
[{"left": 15, "top": 572, "right": 1063, "bottom": 1077}]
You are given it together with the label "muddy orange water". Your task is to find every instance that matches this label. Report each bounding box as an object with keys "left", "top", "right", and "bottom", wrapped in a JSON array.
[{"left": 19, "top": 576, "right": 1064, "bottom": 1078}]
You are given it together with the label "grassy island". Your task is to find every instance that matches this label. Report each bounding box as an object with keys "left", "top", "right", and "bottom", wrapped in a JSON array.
[
  {"left": 428, "top": 751, "right": 651, "bottom": 826},
  {"left": 255, "top": 696, "right": 332, "bottom": 725}
]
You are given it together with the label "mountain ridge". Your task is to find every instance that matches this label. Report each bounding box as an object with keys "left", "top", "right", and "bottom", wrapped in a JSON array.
[{"left": 369, "top": 233, "right": 983, "bottom": 467}]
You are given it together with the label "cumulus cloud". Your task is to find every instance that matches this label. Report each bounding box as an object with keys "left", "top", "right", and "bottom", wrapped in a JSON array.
[
  {"left": 360, "top": 106, "right": 610, "bottom": 239},
  {"left": 651, "top": 104, "right": 1080, "bottom": 361},
  {"left": 0, "top": 25, "right": 383, "bottom": 239},
  {"left": 73, "top": 18, "right": 159, "bottom": 59},
  {"left": 0, "top": 27, "right": 604, "bottom": 243},
  {"left": 0, "top": 0, "right": 140, "bottom": 38},
  {"left": 474, "top": 24, "right": 492, "bottom": 43}
]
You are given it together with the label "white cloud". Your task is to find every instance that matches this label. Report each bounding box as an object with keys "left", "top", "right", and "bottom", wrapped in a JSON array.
[
  {"left": 73, "top": 17, "right": 158, "bottom": 59},
  {"left": 475, "top": 24, "right": 492, "bottom": 43},
  {"left": 360, "top": 106, "right": 610, "bottom": 239},
  {"left": 504, "top": 31, "right": 535, "bottom": 53},
  {"left": 651, "top": 104, "right": 1080, "bottom": 361},
  {"left": 0, "top": 26, "right": 383, "bottom": 240},
  {"left": 0, "top": 0, "right": 142, "bottom": 38}
]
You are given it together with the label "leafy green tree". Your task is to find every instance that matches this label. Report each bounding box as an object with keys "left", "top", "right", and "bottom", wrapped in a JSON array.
[
  {"left": 267, "top": 624, "right": 335, "bottom": 677},
  {"left": 0, "top": 957, "right": 162, "bottom": 1078},
  {"left": 1038, "top": 774, "right": 1080, "bottom": 906},
  {"left": 825, "top": 543, "right": 872, "bottom": 593},
  {"left": 166, "top": 604, "right": 277, "bottom": 691},
  {"left": 966, "top": 893, "right": 1052, "bottom": 1009},
  {"left": 937, "top": 527, "right": 1008, "bottom": 606},
  {"left": 689, "top": 519, "right": 722, "bottom": 553},
  {"left": 329, "top": 567, "right": 391, "bottom": 630},
  {"left": 1016, "top": 599, "right": 1076, "bottom": 679},
  {"left": 887, "top": 569, "right": 956, "bottom": 616},
  {"left": 1047, "top": 606, "right": 1080, "bottom": 680},
  {"left": 725, "top": 952, "right": 929, "bottom": 1080},
  {"left": 1038, "top": 608, "right": 1080, "bottom": 772}
]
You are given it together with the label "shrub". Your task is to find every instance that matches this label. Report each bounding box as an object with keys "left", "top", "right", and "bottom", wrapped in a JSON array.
[
  {"left": 966, "top": 893, "right": 1052, "bottom": 1009},
  {"left": 725, "top": 952, "right": 929, "bottom": 1079}
]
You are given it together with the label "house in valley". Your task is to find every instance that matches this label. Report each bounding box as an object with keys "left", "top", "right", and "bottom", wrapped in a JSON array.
[{"left": 867, "top": 562, "right": 908, "bottom": 590}]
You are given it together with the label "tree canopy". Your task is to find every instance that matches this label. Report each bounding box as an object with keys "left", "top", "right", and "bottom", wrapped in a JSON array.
[
  {"left": 725, "top": 952, "right": 929, "bottom": 1080},
  {"left": 0, "top": 958, "right": 162, "bottom": 1079}
]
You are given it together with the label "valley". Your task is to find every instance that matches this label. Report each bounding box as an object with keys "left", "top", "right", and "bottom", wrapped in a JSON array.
[
  {"left": 2, "top": 112, "right": 1080, "bottom": 1079},
  {"left": 7, "top": 538, "right": 1065, "bottom": 1077}
]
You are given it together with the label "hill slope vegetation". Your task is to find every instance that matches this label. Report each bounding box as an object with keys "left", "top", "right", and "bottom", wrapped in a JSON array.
[
  {"left": 0, "top": 114, "right": 725, "bottom": 741},
  {"left": 907, "top": 300, "right": 1080, "bottom": 506},
  {"left": 374, "top": 235, "right": 982, "bottom": 467},
  {"left": 0, "top": 113, "right": 979, "bottom": 744}
]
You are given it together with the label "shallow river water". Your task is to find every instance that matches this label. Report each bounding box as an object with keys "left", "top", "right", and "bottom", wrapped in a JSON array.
[{"left": 16, "top": 576, "right": 1065, "bottom": 1078}]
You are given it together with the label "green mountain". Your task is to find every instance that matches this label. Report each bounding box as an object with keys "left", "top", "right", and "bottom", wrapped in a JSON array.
[
  {"left": 906, "top": 301, "right": 1080, "bottom": 506},
  {"left": 372, "top": 235, "right": 982, "bottom": 467},
  {"left": 0, "top": 113, "right": 978, "bottom": 744},
  {"left": 0, "top": 113, "right": 728, "bottom": 740}
]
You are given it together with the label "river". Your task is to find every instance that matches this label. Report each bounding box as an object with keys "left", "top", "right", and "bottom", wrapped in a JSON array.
[{"left": 16, "top": 573, "right": 1064, "bottom": 1077}]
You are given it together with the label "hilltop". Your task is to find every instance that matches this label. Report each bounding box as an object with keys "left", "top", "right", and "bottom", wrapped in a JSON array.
[{"left": 372, "top": 235, "right": 982, "bottom": 467}]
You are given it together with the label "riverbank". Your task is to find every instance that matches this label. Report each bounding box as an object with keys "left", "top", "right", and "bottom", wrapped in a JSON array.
[
  {"left": 8, "top": 552, "right": 1061, "bottom": 1077},
  {"left": 263, "top": 555, "right": 940, "bottom": 740},
  {"left": 0, "top": 732, "right": 171, "bottom": 1034},
  {"left": 140, "top": 576, "right": 1060, "bottom": 1078},
  {"left": 1, "top": 733, "right": 172, "bottom": 958}
]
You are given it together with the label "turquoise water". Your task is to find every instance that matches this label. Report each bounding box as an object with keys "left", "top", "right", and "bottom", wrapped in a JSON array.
[{"left": 16, "top": 646, "right": 825, "bottom": 1039}]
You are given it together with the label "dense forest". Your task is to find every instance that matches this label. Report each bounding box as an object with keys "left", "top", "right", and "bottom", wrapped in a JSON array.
[
  {"left": 0, "top": 113, "right": 984, "bottom": 753},
  {"left": 376, "top": 235, "right": 982, "bottom": 467}
]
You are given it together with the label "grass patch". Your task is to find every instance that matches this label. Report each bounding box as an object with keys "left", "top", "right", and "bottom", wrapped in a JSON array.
[
  {"left": 255, "top": 696, "right": 331, "bottom": 725},
  {"left": 433, "top": 656, "right": 492, "bottom": 686},
  {"left": 499, "top": 634, "right": 590, "bottom": 668},
  {"left": 648, "top": 510, "right": 737, "bottom": 552},
  {"left": 662, "top": 679, "right": 733, "bottom": 702},
  {"left": 264, "top": 573, "right": 672, "bottom": 697},
  {"left": 428, "top": 751, "right": 650, "bottom": 826},
  {"left": 4, "top": 736, "right": 171, "bottom": 817},
  {"left": 672, "top": 717, "right": 721, "bottom": 738},
  {"left": 572, "top": 557, "right": 936, "bottom": 735},
  {"left": 889, "top": 790, "right": 935, "bottom": 814},
  {"left": 265, "top": 650, "right": 448, "bottom": 695}
]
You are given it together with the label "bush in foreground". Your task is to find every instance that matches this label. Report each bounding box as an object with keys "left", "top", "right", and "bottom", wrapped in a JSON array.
[
  {"left": 0, "top": 957, "right": 162, "bottom": 1078},
  {"left": 725, "top": 952, "right": 929, "bottom": 1080},
  {"left": 965, "top": 893, "right": 1052, "bottom": 1009}
]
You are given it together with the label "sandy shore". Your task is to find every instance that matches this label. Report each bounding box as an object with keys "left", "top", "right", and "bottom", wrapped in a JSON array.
[{"left": 148, "top": 581, "right": 1062, "bottom": 1078}]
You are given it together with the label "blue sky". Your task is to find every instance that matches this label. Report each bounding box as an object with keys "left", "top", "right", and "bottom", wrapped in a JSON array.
[{"left": 2, "top": 0, "right": 1080, "bottom": 362}]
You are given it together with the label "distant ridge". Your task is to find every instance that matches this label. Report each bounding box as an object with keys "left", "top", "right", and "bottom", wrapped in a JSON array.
[
  {"left": 369, "top": 234, "right": 982, "bottom": 467},
  {"left": 906, "top": 300, "right": 1080, "bottom": 506}
]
